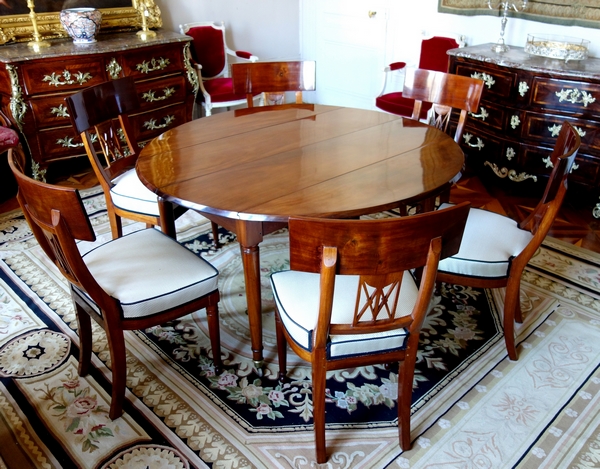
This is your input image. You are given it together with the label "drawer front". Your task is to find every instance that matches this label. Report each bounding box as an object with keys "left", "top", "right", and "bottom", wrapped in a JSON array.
[
  {"left": 521, "top": 112, "right": 600, "bottom": 153},
  {"left": 520, "top": 144, "right": 597, "bottom": 188},
  {"left": 30, "top": 94, "right": 72, "bottom": 129},
  {"left": 37, "top": 126, "right": 86, "bottom": 162},
  {"left": 454, "top": 61, "right": 516, "bottom": 100},
  {"left": 21, "top": 58, "right": 108, "bottom": 95},
  {"left": 530, "top": 77, "right": 600, "bottom": 116},
  {"left": 120, "top": 44, "right": 185, "bottom": 80},
  {"left": 467, "top": 100, "right": 510, "bottom": 132},
  {"left": 136, "top": 75, "right": 188, "bottom": 113},
  {"left": 131, "top": 104, "right": 187, "bottom": 143}
]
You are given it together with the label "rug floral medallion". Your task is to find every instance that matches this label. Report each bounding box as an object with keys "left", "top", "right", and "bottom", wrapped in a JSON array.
[{"left": 0, "top": 189, "right": 599, "bottom": 468}]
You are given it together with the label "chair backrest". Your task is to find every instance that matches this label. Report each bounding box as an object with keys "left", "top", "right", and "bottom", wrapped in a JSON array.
[
  {"left": 232, "top": 61, "right": 316, "bottom": 108},
  {"left": 287, "top": 202, "right": 470, "bottom": 342},
  {"left": 418, "top": 35, "right": 463, "bottom": 72},
  {"left": 518, "top": 121, "right": 580, "bottom": 240},
  {"left": 401, "top": 68, "right": 484, "bottom": 143},
  {"left": 8, "top": 148, "right": 98, "bottom": 292},
  {"left": 180, "top": 21, "right": 228, "bottom": 79},
  {"left": 64, "top": 77, "right": 141, "bottom": 187}
]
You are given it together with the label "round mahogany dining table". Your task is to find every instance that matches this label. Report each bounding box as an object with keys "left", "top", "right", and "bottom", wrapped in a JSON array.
[{"left": 136, "top": 104, "right": 464, "bottom": 370}]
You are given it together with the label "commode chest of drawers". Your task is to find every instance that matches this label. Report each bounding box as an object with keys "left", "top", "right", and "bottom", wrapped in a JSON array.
[
  {"left": 448, "top": 43, "right": 600, "bottom": 216},
  {"left": 0, "top": 30, "right": 197, "bottom": 181}
]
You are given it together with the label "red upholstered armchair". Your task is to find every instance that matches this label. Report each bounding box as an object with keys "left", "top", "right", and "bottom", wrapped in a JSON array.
[
  {"left": 179, "top": 21, "right": 261, "bottom": 117},
  {"left": 375, "top": 34, "right": 465, "bottom": 118}
]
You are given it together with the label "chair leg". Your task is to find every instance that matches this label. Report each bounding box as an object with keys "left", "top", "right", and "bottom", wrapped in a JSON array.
[
  {"left": 206, "top": 300, "right": 222, "bottom": 374},
  {"left": 397, "top": 359, "right": 413, "bottom": 451},
  {"left": 105, "top": 327, "right": 127, "bottom": 420},
  {"left": 211, "top": 221, "right": 220, "bottom": 248},
  {"left": 75, "top": 303, "right": 92, "bottom": 377},
  {"left": 274, "top": 312, "right": 288, "bottom": 382},
  {"left": 107, "top": 207, "right": 123, "bottom": 239},
  {"left": 503, "top": 279, "right": 521, "bottom": 361},
  {"left": 312, "top": 352, "right": 328, "bottom": 464}
]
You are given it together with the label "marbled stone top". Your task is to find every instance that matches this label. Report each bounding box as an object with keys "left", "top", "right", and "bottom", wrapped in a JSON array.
[
  {"left": 0, "top": 29, "right": 190, "bottom": 63},
  {"left": 448, "top": 43, "right": 600, "bottom": 80}
]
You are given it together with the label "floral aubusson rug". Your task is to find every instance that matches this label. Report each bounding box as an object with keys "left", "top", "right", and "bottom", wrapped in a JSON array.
[{"left": 0, "top": 187, "right": 599, "bottom": 469}]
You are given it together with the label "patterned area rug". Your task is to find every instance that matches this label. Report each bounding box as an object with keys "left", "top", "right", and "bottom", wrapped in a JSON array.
[{"left": 0, "top": 188, "right": 599, "bottom": 468}]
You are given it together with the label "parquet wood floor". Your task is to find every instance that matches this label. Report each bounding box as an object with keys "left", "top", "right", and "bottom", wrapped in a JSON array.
[{"left": 2, "top": 168, "right": 600, "bottom": 254}]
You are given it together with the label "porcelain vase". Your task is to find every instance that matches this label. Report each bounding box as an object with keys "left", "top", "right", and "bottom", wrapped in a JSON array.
[{"left": 60, "top": 8, "right": 102, "bottom": 44}]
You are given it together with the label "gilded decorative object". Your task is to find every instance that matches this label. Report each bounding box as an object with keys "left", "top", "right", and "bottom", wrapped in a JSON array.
[
  {"left": 143, "top": 115, "right": 175, "bottom": 130},
  {"left": 555, "top": 88, "right": 596, "bottom": 107},
  {"left": 484, "top": 161, "right": 537, "bottom": 182},
  {"left": 486, "top": 0, "right": 528, "bottom": 53},
  {"left": 26, "top": 0, "right": 49, "bottom": 50},
  {"left": 59, "top": 8, "right": 102, "bottom": 44},
  {"left": 135, "top": 0, "right": 157, "bottom": 40},
  {"left": 106, "top": 58, "right": 123, "bottom": 80},
  {"left": 136, "top": 57, "right": 169, "bottom": 73},
  {"left": 525, "top": 34, "right": 589, "bottom": 62},
  {"left": 0, "top": 0, "right": 161, "bottom": 46}
]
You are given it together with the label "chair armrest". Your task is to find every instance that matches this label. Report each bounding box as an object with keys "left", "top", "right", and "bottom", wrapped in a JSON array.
[
  {"left": 225, "top": 46, "right": 259, "bottom": 62},
  {"left": 377, "top": 62, "right": 408, "bottom": 98},
  {"left": 387, "top": 61, "right": 407, "bottom": 72}
]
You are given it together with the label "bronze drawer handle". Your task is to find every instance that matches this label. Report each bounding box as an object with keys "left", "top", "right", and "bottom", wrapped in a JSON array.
[
  {"left": 463, "top": 132, "right": 485, "bottom": 150},
  {"left": 50, "top": 104, "right": 70, "bottom": 118},
  {"left": 542, "top": 155, "right": 579, "bottom": 172},
  {"left": 471, "top": 72, "right": 495, "bottom": 89},
  {"left": 484, "top": 161, "right": 537, "bottom": 182},
  {"left": 136, "top": 57, "right": 170, "bottom": 74},
  {"left": 42, "top": 70, "right": 93, "bottom": 87},
  {"left": 142, "top": 87, "right": 176, "bottom": 102},
  {"left": 468, "top": 106, "right": 488, "bottom": 120},
  {"left": 555, "top": 88, "right": 596, "bottom": 107},
  {"left": 56, "top": 133, "right": 98, "bottom": 148},
  {"left": 143, "top": 115, "right": 175, "bottom": 130},
  {"left": 548, "top": 123, "right": 586, "bottom": 138}
]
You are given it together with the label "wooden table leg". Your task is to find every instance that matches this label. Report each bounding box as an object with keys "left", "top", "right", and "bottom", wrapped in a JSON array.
[
  {"left": 236, "top": 221, "right": 265, "bottom": 371},
  {"left": 157, "top": 197, "right": 176, "bottom": 239}
]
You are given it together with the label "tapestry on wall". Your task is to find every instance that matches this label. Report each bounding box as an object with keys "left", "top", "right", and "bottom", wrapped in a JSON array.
[{"left": 438, "top": 0, "right": 600, "bottom": 29}]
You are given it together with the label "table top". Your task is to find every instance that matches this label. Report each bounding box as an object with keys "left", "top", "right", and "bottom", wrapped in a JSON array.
[{"left": 136, "top": 104, "right": 464, "bottom": 223}]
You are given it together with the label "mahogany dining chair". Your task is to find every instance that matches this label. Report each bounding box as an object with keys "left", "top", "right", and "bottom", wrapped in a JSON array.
[
  {"left": 271, "top": 202, "right": 470, "bottom": 463},
  {"left": 65, "top": 76, "right": 221, "bottom": 245},
  {"left": 231, "top": 60, "right": 316, "bottom": 112},
  {"left": 436, "top": 121, "right": 581, "bottom": 360},
  {"left": 8, "top": 147, "right": 224, "bottom": 420},
  {"left": 398, "top": 68, "right": 484, "bottom": 214}
]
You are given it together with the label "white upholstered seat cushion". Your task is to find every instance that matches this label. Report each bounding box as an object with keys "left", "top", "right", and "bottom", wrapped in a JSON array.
[
  {"left": 74, "top": 229, "right": 218, "bottom": 319},
  {"left": 270, "top": 270, "right": 418, "bottom": 359},
  {"left": 110, "top": 168, "right": 160, "bottom": 217},
  {"left": 437, "top": 203, "right": 534, "bottom": 279}
]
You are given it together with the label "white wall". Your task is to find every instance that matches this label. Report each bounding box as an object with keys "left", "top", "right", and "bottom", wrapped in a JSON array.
[
  {"left": 156, "top": 0, "right": 600, "bottom": 106},
  {"left": 154, "top": 0, "right": 300, "bottom": 61}
]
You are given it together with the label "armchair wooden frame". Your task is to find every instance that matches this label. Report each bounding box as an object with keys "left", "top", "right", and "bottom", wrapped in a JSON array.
[
  {"left": 271, "top": 202, "right": 470, "bottom": 463},
  {"left": 9, "top": 148, "right": 223, "bottom": 420},
  {"left": 179, "top": 21, "right": 260, "bottom": 116}
]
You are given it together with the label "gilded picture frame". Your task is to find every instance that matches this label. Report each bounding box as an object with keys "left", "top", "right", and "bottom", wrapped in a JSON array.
[{"left": 0, "top": 0, "right": 161, "bottom": 45}]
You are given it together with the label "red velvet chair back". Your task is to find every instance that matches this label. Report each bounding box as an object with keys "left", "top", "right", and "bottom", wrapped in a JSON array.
[
  {"left": 186, "top": 25, "right": 227, "bottom": 78},
  {"left": 419, "top": 36, "right": 461, "bottom": 72}
]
